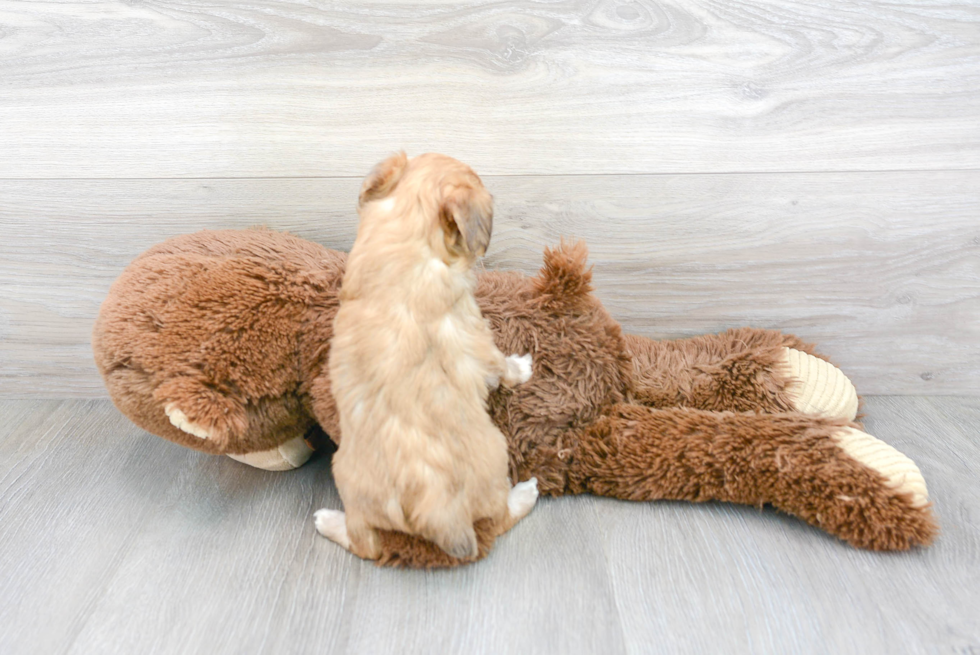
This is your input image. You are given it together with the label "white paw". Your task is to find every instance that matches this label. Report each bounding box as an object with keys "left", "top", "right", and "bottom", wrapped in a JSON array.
[
  {"left": 314, "top": 509, "right": 351, "bottom": 550},
  {"left": 505, "top": 354, "right": 533, "bottom": 385},
  {"left": 507, "top": 477, "right": 539, "bottom": 520},
  {"left": 485, "top": 374, "right": 501, "bottom": 391},
  {"left": 164, "top": 404, "right": 211, "bottom": 440},
  {"left": 781, "top": 348, "right": 859, "bottom": 421},
  {"left": 833, "top": 428, "right": 929, "bottom": 508}
]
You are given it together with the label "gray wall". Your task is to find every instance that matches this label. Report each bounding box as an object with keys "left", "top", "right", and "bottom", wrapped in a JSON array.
[{"left": 1, "top": 0, "right": 978, "bottom": 397}]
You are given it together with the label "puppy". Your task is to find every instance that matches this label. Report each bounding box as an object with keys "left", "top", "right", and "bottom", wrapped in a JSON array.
[{"left": 315, "top": 152, "right": 538, "bottom": 561}]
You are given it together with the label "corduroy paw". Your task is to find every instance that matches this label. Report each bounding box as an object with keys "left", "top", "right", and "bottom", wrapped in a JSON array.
[
  {"left": 781, "top": 348, "right": 859, "bottom": 420},
  {"left": 832, "top": 427, "right": 929, "bottom": 508},
  {"left": 227, "top": 436, "right": 315, "bottom": 471},
  {"left": 164, "top": 404, "right": 212, "bottom": 440}
]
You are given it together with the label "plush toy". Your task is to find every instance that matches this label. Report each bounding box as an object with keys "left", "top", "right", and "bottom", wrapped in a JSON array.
[{"left": 93, "top": 229, "right": 937, "bottom": 567}]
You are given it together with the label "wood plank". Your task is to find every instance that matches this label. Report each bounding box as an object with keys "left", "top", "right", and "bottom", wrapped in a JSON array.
[
  {"left": 0, "top": 0, "right": 978, "bottom": 177},
  {"left": 0, "top": 400, "right": 194, "bottom": 654},
  {"left": 0, "top": 400, "right": 626, "bottom": 655},
  {"left": 1, "top": 171, "right": 977, "bottom": 397},
  {"left": 0, "top": 397, "right": 977, "bottom": 653}
]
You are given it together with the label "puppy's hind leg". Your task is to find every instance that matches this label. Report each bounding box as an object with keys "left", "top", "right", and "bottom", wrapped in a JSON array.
[
  {"left": 345, "top": 511, "right": 384, "bottom": 560},
  {"left": 508, "top": 477, "right": 539, "bottom": 522},
  {"left": 314, "top": 508, "right": 383, "bottom": 560},
  {"left": 314, "top": 508, "right": 351, "bottom": 550},
  {"left": 492, "top": 477, "right": 540, "bottom": 536}
]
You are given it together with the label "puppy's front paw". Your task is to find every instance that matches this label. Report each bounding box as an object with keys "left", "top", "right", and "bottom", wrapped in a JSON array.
[
  {"left": 507, "top": 477, "right": 539, "bottom": 521},
  {"left": 502, "top": 354, "right": 533, "bottom": 387},
  {"left": 314, "top": 509, "right": 351, "bottom": 550},
  {"left": 164, "top": 404, "right": 212, "bottom": 440}
]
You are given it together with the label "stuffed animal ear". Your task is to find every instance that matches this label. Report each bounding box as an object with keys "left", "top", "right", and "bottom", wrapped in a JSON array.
[
  {"left": 438, "top": 184, "right": 493, "bottom": 258},
  {"left": 359, "top": 152, "right": 409, "bottom": 206}
]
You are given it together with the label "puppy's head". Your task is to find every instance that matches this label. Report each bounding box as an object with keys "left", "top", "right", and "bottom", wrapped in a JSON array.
[{"left": 359, "top": 152, "right": 493, "bottom": 263}]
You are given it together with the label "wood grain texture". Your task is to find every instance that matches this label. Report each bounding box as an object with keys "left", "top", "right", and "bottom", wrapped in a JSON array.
[
  {"left": 0, "top": 397, "right": 977, "bottom": 654},
  {"left": 1, "top": 171, "right": 977, "bottom": 398},
  {"left": 0, "top": 0, "right": 978, "bottom": 177}
]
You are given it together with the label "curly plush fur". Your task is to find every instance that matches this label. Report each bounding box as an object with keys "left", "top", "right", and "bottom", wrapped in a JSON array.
[{"left": 93, "top": 229, "right": 938, "bottom": 566}]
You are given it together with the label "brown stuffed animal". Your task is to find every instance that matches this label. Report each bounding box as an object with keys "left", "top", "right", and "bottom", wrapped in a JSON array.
[{"left": 92, "top": 229, "right": 937, "bottom": 567}]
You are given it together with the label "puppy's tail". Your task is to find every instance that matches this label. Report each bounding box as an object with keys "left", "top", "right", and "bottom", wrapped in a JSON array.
[{"left": 532, "top": 240, "right": 594, "bottom": 310}]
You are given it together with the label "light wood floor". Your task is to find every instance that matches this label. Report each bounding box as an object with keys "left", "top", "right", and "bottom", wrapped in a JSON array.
[{"left": 1, "top": 396, "right": 978, "bottom": 655}]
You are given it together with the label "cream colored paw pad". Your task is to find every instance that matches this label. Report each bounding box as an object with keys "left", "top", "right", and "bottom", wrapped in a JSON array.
[
  {"left": 164, "top": 404, "right": 211, "bottom": 440},
  {"left": 782, "top": 348, "right": 859, "bottom": 421},
  {"left": 227, "top": 436, "right": 314, "bottom": 471},
  {"left": 833, "top": 427, "right": 929, "bottom": 508}
]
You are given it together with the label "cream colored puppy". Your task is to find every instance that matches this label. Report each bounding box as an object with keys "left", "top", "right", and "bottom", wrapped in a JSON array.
[{"left": 315, "top": 152, "right": 538, "bottom": 561}]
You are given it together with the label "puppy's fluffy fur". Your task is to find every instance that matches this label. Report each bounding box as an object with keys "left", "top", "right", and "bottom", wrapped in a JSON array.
[{"left": 321, "top": 153, "right": 537, "bottom": 561}]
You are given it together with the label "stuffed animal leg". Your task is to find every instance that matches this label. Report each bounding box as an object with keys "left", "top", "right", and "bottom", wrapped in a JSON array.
[
  {"left": 364, "top": 327, "right": 935, "bottom": 566},
  {"left": 565, "top": 405, "right": 935, "bottom": 551},
  {"left": 624, "top": 328, "right": 858, "bottom": 420},
  {"left": 371, "top": 408, "right": 935, "bottom": 567}
]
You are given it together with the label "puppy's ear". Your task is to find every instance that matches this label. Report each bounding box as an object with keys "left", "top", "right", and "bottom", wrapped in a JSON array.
[
  {"left": 359, "top": 152, "right": 408, "bottom": 206},
  {"left": 439, "top": 184, "right": 493, "bottom": 258}
]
